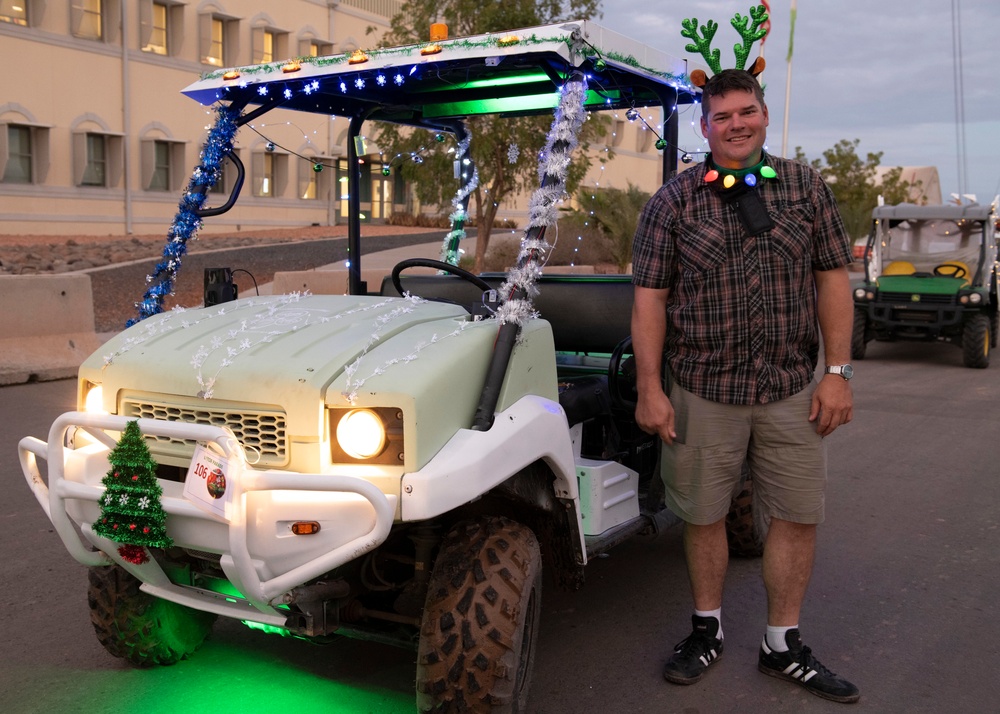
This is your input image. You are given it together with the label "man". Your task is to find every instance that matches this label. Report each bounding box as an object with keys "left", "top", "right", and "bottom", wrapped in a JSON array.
[{"left": 631, "top": 68, "right": 859, "bottom": 704}]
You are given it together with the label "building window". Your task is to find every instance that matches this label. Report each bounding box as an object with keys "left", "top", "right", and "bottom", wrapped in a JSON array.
[
  {"left": 298, "top": 157, "right": 331, "bottom": 200},
  {"left": 82, "top": 133, "right": 107, "bottom": 186},
  {"left": 200, "top": 13, "right": 239, "bottom": 67},
  {"left": 2, "top": 125, "right": 32, "bottom": 183},
  {"left": 298, "top": 36, "right": 332, "bottom": 58},
  {"left": 1, "top": 120, "right": 50, "bottom": 183},
  {"left": 151, "top": 141, "right": 170, "bottom": 189},
  {"left": 206, "top": 17, "right": 223, "bottom": 65},
  {"left": 252, "top": 149, "right": 286, "bottom": 198},
  {"left": 141, "top": 2, "right": 168, "bottom": 55},
  {"left": 0, "top": 0, "right": 28, "bottom": 25},
  {"left": 71, "top": 0, "right": 103, "bottom": 41},
  {"left": 141, "top": 137, "right": 185, "bottom": 191},
  {"left": 252, "top": 25, "right": 288, "bottom": 64}
]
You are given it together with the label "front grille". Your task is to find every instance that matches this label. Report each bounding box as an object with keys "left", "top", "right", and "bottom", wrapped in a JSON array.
[
  {"left": 880, "top": 292, "right": 955, "bottom": 306},
  {"left": 121, "top": 396, "right": 289, "bottom": 467}
]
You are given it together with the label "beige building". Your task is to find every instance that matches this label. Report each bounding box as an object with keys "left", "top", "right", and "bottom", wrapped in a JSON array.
[{"left": 1, "top": 2, "right": 670, "bottom": 237}]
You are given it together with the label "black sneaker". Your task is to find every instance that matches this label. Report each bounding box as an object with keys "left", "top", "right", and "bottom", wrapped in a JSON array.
[
  {"left": 758, "top": 629, "right": 860, "bottom": 703},
  {"left": 663, "top": 615, "right": 724, "bottom": 684}
]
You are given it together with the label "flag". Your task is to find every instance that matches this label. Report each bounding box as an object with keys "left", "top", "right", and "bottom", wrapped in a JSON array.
[
  {"left": 761, "top": 1, "right": 772, "bottom": 46},
  {"left": 787, "top": 0, "right": 798, "bottom": 62}
]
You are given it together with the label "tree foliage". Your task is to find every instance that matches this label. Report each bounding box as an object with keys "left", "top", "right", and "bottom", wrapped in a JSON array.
[
  {"left": 795, "top": 139, "right": 925, "bottom": 240},
  {"left": 375, "top": 0, "right": 606, "bottom": 271},
  {"left": 568, "top": 182, "right": 651, "bottom": 272}
]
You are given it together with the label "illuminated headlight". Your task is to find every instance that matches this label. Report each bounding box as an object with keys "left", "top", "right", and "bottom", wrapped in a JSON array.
[
  {"left": 83, "top": 382, "right": 106, "bottom": 413},
  {"left": 336, "top": 409, "right": 387, "bottom": 459},
  {"left": 854, "top": 287, "right": 874, "bottom": 301},
  {"left": 968, "top": 292, "right": 983, "bottom": 305}
]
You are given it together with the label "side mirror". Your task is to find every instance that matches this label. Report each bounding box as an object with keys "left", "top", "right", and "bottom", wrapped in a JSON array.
[{"left": 191, "top": 150, "right": 245, "bottom": 218}]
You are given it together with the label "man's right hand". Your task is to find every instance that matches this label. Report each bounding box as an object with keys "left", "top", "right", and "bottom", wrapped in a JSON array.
[{"left": 636, "top": 389, "right": 677, "bottom": 445}]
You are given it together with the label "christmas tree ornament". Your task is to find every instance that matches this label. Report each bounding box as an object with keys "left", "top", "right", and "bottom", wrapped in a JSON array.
[
  {"left": 382, "top": 166, "right": 391, "bottom": 176},
  {"left": 266, "top": 141, "right": 275, "bottom": 152},
  {"left": 93, "top": 421, "right": 173, "bottom": 565},
  {"left": 655, "top": 138, "right": 668, "bottom": 151},
  {"left": 313, "top": 163, "right": 323, "bottom": 173}
]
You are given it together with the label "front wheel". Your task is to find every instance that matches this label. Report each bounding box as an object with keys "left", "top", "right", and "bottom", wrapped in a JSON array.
[
  {"left": 962, "top": 313, "right": 991, "bottom": 369},
  {"left": 88, "top": 565, "right": 217, "bottom": 666},
  {"left": 416, "top": 517, "right": 542, "bottom": 713}
]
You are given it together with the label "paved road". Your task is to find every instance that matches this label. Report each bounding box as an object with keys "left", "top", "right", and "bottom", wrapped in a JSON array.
[{"left": 2, "top": 339, "right": 998, "bottom": 713}]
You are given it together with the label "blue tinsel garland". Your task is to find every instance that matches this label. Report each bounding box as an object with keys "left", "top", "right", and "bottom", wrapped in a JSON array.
[{"left": 128, "top": 103, "right": 243, "bottom": 326}]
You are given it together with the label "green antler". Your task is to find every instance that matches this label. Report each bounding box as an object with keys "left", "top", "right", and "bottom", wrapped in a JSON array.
[
  {"left": 681, "top": 17, "right": 722, "bottom": 75},
  {"left": 730, "top": 4, "right": 769, "bottom": 70}
]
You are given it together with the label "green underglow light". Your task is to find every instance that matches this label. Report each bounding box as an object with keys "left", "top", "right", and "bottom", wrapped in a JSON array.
[
  {"left": 458, "top": 71, "right": 552, "bottom": 89},
  {"left": 243, "top": 620, "right": 295, "bottom": 637},
  {"left": 423, "top": 89, "right": 619, "bottom": 117}
]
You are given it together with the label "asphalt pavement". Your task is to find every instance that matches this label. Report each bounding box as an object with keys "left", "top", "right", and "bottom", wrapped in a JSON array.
[{"left": 2, "top": 328, "right": 998, "bottom": 713}]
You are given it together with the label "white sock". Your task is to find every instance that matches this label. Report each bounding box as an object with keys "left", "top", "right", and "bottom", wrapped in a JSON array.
[
  {"left": 695, "top": 608, "right": 723, "bottom": 641},
  {"left": 765, "top": 624, "right": 795, "bottom": 652}
]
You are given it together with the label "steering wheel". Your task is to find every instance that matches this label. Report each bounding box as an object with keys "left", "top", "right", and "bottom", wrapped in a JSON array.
[
  {"left": 608, "top": 336, "right": 638, "bottom": 411},
  {"left": 391, "top": 258, "right": 493, "bottom": 297},
  {"left": 934, "top": 262, "right": 968, "bottom": 279}
]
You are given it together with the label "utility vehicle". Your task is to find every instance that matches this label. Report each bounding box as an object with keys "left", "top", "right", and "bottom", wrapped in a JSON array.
[
  {"left": 852, "top": 203, "right": 999, "bottom": 368},
  {"left": 20, "top": 22, "right": 759, "bottom": 711}
]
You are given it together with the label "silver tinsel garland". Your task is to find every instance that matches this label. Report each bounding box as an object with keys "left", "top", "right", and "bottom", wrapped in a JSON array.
[{"left": 495, "top": 76, "right": 588, "bottom": 327}]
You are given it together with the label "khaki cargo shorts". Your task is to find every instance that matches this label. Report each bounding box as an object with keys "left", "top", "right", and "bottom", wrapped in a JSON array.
[{"left": 661, "top": 383, "right": 827, "bottom": 526}]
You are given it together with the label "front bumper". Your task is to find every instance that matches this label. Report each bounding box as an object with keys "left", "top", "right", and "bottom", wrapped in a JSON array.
[{"left": 19, "top": 412, "right": 396, "bottom": 625}]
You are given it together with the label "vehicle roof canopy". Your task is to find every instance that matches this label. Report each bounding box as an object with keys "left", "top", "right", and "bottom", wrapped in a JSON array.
[
  {"left": 181, "top": 21, "right": 700, "bottom": 130},
  {"left": 873, "top": 203, "right": 994, "bottom": 223}
]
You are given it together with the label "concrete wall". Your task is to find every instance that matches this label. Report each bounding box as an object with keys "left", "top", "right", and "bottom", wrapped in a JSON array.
[{"left": 0, "top": 274, "right": 103, "bottom": 384}]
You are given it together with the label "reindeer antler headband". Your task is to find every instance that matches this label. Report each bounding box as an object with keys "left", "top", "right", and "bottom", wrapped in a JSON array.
[{"left": 682, "top": 4, "right": 769, "bottom": 88}]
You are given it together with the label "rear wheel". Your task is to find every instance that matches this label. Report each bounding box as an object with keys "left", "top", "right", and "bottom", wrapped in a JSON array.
[
  {"left": 851, "top": 307, "right": 868, "bottom": 360},
  {"left": 962, "top": 313, "right": 990, "bottom": 369},
  {"left": 725, "top": 465, "right": 770, "bottom": 558},
  {"left": 88, "top": 565, "right": 216, "bottom": 666},
  {"left": 416, "top": 517, "right": 542, "bottom": 713}
]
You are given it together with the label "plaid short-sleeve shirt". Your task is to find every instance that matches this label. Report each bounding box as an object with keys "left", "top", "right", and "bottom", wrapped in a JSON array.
[{"left": 632, "top": 154, "right": 853, "bottom": 406}]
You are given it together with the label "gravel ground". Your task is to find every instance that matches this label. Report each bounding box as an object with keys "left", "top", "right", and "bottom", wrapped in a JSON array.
[{"left": 0, "top": 226, "right": 444, "bottom": 332}]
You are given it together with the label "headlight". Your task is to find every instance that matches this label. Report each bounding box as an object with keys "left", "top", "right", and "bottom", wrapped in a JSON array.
[
  {"left": 83, "top": 382, "right": 106, "bottom": 413},
  {"left": 853, "top": 287, "right": 867, "bottom": 300},
  {"left": 336, "top": 409, "right": 387, "bottom": 459}
]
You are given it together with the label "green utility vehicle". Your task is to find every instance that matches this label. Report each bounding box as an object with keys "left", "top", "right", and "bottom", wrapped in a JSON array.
[
  {"left": 852, "top": 203, "right": 1000, "bottom": 368},
  {"left": 19, "top": 22, "right": 759, "bottom": 712}
]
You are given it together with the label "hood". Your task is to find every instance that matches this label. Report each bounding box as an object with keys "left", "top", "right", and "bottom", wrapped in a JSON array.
[{"left": 84, "top": 294, "right": 471, "bottom": 405}]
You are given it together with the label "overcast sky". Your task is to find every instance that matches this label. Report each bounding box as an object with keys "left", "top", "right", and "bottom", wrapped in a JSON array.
[{"left": 598, "top": 0, "right": 1000, "bottom": 203}]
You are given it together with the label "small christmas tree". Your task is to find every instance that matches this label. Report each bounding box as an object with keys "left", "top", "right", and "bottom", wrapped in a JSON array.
[{"left": 93, "top": 420, "right": 173, "bottom": 565}]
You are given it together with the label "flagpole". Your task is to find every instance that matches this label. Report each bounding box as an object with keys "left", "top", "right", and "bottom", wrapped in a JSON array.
[{"left": 781, "top": 0, "right": 797, "bottom": 157}]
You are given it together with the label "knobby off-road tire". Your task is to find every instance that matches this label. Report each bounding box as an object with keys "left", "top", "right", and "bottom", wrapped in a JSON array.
[
  {"left": 725, "top": 465, "right": 770, "bottom": 558},
  {"left": 88, "top": 565, "right": 217, "bottom": 666},
  {"left": 416, "top": 517, "right": 542, "bottom": 713},
  {"left": 962, "top": 313, "right": 990, "bottom": 369},
  {"left": 851, "top": 308, "right": 868, "bottom": 360}
]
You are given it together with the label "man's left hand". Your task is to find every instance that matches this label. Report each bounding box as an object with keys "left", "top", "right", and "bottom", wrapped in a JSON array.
[{"left": 809, "top": 375, "right": 853, "bottom": 436}]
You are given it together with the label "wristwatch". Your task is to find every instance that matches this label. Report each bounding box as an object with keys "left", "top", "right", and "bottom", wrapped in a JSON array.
[{"left": 824, "top": 364, "right": 854, "bottom": 380}]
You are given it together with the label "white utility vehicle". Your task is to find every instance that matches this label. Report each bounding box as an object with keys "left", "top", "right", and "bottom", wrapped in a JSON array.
[{"left": 20, "top": 22, "right": 760, "bottom": 711}]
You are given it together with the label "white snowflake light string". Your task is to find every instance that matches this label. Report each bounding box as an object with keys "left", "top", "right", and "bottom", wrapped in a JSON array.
[{"left": 439, "top": 132, "right": 480, "bottom": 265}]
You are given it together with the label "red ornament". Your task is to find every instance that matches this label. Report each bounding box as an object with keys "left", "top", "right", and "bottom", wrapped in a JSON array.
[
  {"left": 132, "top": 474, "right": 139, "bottom": 481},
  {"left": 129, "top": 523, "right": 137, "bottom": 530},
  {"left": 143, "top": 527, "right": 150, "bottom": 534},
  {"left": 113, "top": 524, "right": 119, "bottom": 530},
  {"left": 114, "top": 471, "right": 121, "bottom": 478}
]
